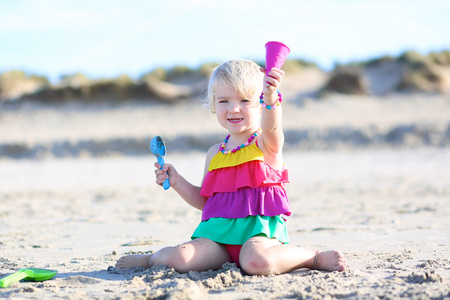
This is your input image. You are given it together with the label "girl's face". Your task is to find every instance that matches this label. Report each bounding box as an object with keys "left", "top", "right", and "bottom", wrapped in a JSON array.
[{"left": 214, "top": 83, "right": 261, "bottom": 135}]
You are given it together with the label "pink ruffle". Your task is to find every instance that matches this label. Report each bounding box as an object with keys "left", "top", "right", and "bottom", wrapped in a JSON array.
[
  {"left": 201, "top": 186, "right": 291, "bottom": 221},
  {"left": 200, "top": 160, "right": 289, "bottom": 197}
]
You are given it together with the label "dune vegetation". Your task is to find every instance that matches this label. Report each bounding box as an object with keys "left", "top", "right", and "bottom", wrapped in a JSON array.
[{"left": 1, "top": 50, "right": 449, "bottom": 104}]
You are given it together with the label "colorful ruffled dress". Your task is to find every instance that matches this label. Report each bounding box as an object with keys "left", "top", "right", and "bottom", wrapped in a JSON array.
[{"left": 191, "top": 141, "right": 291, "bottom": 246}]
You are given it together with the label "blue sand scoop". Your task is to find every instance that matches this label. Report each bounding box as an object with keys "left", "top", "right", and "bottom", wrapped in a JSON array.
[{"left": 150, "top": 136, "right": 170, "bottom": 190}]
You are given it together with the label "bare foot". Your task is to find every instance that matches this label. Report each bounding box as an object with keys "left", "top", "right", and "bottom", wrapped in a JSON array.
[
  {"left": 115, "top": 254, "right": 152, "bottom": 269},
  {"left": 312, "top": 250, "right": 346, "bottom": 272}
]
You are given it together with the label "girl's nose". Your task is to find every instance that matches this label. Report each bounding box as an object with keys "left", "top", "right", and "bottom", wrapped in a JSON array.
[{"left": 230, "top": 103, "right": 240, "bottom": 113}]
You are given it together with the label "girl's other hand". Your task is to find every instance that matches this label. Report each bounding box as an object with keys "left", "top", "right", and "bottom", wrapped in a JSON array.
[{"left": 154, "top": 162, "right": 178, "bottom": 188}]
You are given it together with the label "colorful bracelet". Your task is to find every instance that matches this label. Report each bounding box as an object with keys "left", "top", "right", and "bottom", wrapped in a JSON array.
[{"left": 259, "top": 90, "right": 282, "bottom": 110}]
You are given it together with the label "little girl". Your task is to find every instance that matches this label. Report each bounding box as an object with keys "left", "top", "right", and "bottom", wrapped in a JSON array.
[{"left": 116, "top": 59, "right": 346, "bottom": 275}]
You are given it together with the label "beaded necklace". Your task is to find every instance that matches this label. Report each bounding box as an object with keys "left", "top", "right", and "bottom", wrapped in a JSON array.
[{"left": 219, "top": 128, "right": 262, "bottom": 154}]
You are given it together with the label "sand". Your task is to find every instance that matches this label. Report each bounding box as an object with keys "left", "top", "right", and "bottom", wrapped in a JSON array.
[{"left": 0, "top": 93, "right": 449, "bottom": 299}]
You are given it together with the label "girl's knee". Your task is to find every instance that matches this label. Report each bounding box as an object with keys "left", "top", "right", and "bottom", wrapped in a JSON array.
[
  {"left": 151, "top": 238, "right": 229, "bottom": 273},
  {"left": 149, "top": 246, "right": 190, "bottom": 272},
  {"left": 164, "top": 246, "right": 192, "bottom": 272},
  {"left": 240, "top": 237, "right": 281, "bottom": 275},
  {"left": 240, "top": 252, "right": 274, "bottom": 275}
]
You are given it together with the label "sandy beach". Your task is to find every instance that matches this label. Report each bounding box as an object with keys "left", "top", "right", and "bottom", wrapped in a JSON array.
[{"left": 1, "top": 93, "right": 449, "bottom": 299}]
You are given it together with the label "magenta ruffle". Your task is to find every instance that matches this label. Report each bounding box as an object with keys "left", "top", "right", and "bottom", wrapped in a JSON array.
[
  {"left": 201, "top": 186, "right": 291, "bottom": 221},
  {"left": 200, "top": 160, "right": 289, "bottom": 197}
]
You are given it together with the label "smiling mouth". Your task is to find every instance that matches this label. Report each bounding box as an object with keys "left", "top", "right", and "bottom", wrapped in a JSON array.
[{"left": 228, "top": 118, "right": 243, "bottom": 123}]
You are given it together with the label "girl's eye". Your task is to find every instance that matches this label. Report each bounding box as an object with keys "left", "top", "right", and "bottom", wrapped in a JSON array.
[
  {"left": 218, "top": 99, "right": 228, "bottom": 103},
  {"left": 241, "top": 99, "right": 250, "bottom": 103}
]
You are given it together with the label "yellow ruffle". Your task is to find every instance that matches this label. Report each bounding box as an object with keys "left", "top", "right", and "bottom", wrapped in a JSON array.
[{"left": 208, "top": 143, "right": 264, "bottom": 171}]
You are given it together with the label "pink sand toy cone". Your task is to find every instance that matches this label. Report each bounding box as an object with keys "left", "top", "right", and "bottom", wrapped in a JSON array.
[{"left": 265, "top": 41, "right": 290, "bottom": 75}]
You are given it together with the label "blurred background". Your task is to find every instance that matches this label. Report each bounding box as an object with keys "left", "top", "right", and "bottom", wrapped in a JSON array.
[
  {"left": 0, "top": 0, "right": 449, "bottom": 159},
  {"left": 3, "top": 0, "right": 448, "bottom": 78}
]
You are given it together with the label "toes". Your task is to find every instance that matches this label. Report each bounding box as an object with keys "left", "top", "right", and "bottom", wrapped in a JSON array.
[
  {"left": 333, "top": 252, "right": 346, "bottom": 271},
  {"left": 115, "top": 257, "right": 126, "bottom": 269},
  {"left": 316, "top": 250, "right": 346, "bottom": 272},
  {"left": 115, "top": 255, "right": 135, "bottom": 269}
]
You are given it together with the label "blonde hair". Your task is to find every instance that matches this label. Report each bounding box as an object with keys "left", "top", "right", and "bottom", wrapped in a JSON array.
[{"left": 203, "top": 59, "right": 263, "bottom": 113}]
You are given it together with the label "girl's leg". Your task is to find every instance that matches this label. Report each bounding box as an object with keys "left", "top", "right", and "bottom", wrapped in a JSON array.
[
  {"left": 116, "top": 238, "right": 231, "bottom": 273},
  {"left": 239, "top": 236, "right": 346, "bottom": 275}
]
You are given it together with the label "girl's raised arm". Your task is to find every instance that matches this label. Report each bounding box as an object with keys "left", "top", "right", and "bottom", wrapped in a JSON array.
[{"left": 258, "top": 67, "right": 285, "bottom": 169}]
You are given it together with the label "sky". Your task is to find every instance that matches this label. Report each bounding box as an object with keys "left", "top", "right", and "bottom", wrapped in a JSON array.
[{"left": 1, "top": 0, "right": 449, "bottom": 82}]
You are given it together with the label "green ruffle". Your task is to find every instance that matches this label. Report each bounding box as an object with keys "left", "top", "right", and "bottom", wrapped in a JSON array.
[{"left": 191, "top": 215, "right": 289, "bottom": 245}]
